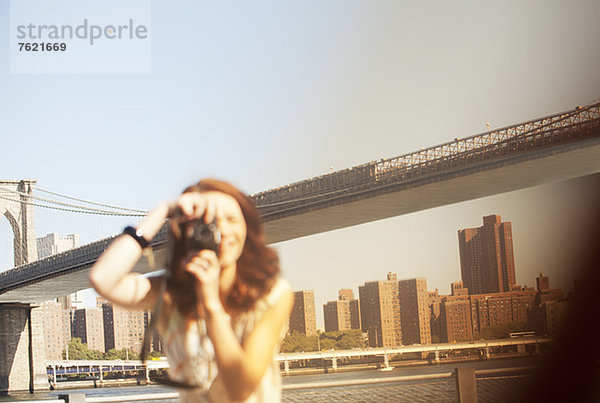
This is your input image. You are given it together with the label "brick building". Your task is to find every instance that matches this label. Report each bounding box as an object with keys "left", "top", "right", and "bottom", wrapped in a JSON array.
[
  {"left": 431, "top": 280, "right": 538, "bottom": 342},
  {"left": 398, "top": 278, "right": 431, "bottom": 345},
  {"left": 72, "top": 307, "right": 105, "bottom": 353},
  {"left": 439, "top": 295, "right": 473, "bottom": 342},
  {"left": 102, "top": 302, "right": 148, "bottom": 353},
  {"left": 536, "top": 273, "right": 550, "bottom": 290},
  {"left": 458, "top": 215, "right": 516, "bottom": 294},
  {"left": 469, "top": 289, "right": 537, "bottom": 336},
  {"left": 359, "top": 273, "right": 401, "bottom": 347},
  {"left": 527, "top": 273, "right": 569, "bottom": 336},
  {"left": 323, "top": 289, "right": 361, "bottom": 332},
  {"left": 428, "top": 289, "right": 442, "bottom": 341},
  {"left": 528, "top": 299, "right": 570, "bottom": 337},
  {"left": 289, "top": 290, "right": 317, "bottom": 336},
  {"left": 359, "top": 273, "right": 433, "bottom": 347},
  {"left": 39, "top": 299, "right": 71, "bottom": 360}
]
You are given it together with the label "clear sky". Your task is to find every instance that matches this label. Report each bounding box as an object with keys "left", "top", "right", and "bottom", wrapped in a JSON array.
[{"left": 1, "top": 1, "right": 599, "bottom": 327}]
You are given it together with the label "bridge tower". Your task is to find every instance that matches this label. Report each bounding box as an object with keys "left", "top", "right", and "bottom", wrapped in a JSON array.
[
  {"left": 0, "top": 180, "right": 46, "bottom": 394},
  {"left": 0, "top": 180, "right": 38, "bottom": 267}
]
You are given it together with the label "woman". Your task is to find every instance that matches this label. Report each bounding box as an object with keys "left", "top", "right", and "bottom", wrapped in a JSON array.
[{"left": 89, "top": 179, "right": 293, "bottom": 402}]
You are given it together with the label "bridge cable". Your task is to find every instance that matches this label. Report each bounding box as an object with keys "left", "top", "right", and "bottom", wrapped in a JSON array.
[
  {"left": 0, "top": 195, "right": 146, "bottom": 217},
  {"left": 1, "top": 188, "right": 148, "bottom": 216},
  {"left": 35, "top": 187, "right": 148, "bottom": 213}
]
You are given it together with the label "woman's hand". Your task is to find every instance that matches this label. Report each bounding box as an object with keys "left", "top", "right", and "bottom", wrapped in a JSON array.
[
  {"left": 173, "top": 192, "right": 217, "bottom": 223},
  {"left": 184, "top": 249, "right": 223, "bottom": 314}
]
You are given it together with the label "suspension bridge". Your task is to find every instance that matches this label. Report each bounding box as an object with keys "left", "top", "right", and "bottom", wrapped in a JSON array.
[
  {"left": 2, "top": 101, "right": 600, "bottom": 303},
  {"left": 0, "top": 101, "right": 599, "bottom": 393}
]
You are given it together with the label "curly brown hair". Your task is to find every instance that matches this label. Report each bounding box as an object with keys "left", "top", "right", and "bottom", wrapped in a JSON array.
[{"left": 165, "top": 178, "right": 280, "bottom": 319}]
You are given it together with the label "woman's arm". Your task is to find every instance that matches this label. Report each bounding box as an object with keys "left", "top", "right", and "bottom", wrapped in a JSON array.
[
  {"left": 205, "top": 286, "right": 293, "bottom": 401},
  {"left": 89, "top": 202, "right": 171, "bottom": 310}
]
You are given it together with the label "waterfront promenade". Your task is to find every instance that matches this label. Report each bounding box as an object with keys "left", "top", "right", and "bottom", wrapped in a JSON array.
[{"left": 0, "top": 357, "right": 541, "bottom": 402}]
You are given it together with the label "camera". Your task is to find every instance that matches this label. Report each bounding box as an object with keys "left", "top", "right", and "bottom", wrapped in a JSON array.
[{"left": 185, "top": 218, "right": 221, "bottom": 255}]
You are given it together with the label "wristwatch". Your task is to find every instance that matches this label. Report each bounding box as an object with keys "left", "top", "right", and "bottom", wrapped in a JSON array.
[{"left": 122, "top": 226, "right": 150, "bottom": 249}]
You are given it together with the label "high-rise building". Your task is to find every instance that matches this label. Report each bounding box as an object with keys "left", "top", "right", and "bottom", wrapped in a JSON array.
[
  {"left": 359, "top": 273, "right": 401, "bottom": 347},
  {"left": 398, "top": 278, "right": 431, "bottom": 345},
  {"left": 72, "top": 307, "right": 105, "bottom": 353},
  {"left": 102, "top": 302, "right": 148, "bottom": 353},
  {"left": 338, "top": 289, "right": 354, "bottom": 301},
  {"left": 469, "top": 289, "right": 537, "bottom": 336},
  {"left": 36, "top": 232, "right": 80, "bottom": 260},
  {"left": 439, "top": 295, "right": 473, "bottom": 343},
  {"left": 527, "top": 300, "right": 570, "bottom": 337},
  {"left": 533, "top": 274, "right": 564, "bottom": 303},
  {"left": 428, "top": 289, "right": 443, "bottom": 342},
  {"left": 323, "top": 289, "right": 361, "bottom": 332},
  {"left": 458, "top": 215, "right": 516, "bottom": 294},
  {"left": 37, "top": 233, "right": 83, "bottom": 312},
  {"left": 57, "top": 291, "right": 84, "bottom": 311},
  {"left": 289, "top": 290, "right": 317, "bottom": 336},
  {"left": 536, "top": 273, "right": 550, "bottom": 291},
  {"left": 433, "top": 280, "right": 539, "bottom": 340},
  {"left": 450, "top": 281, "right": 469, "bottom": 297},
  {"left": 39, "top": 299, "right": 71, "bottom": 360}
]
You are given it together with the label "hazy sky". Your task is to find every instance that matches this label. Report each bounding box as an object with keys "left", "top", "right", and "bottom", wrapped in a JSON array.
[{"left": 1, "top": 1, "right": 599, "bottom": 326}]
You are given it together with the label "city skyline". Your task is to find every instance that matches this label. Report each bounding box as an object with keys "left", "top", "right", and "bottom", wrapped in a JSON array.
[
  {"left": 278, "top": 178, "right": 595, "bottom": 328},
  {"left": 293, "top": 269, "right": 564, "bottom": 347},
  {"left": 40, "top": 265, "right": 566, "bottom": 357},
  {"left": 34, "top": 211, "right": 573, "bottom": 352},
  {"left": 16, "top": 192, "right": 594, "bottom": 331}
]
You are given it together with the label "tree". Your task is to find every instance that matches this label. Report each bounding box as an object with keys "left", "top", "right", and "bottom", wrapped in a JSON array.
[
  {"left": 104, "top": 349, "right": 121, "bottom": 361},
  {"left": 477, "top": 321, "right": 528, "bottom": 340},
  {"left": 87, "top": 349, "right": 104, "bottom": 360},
  {"left": 61, "top": 338, "right": 108, "bottom": 360},
  {"left": 147, "top": 350, "right": 163, "bottom": 359},
  {"left": 281, "top": 330, "right": 365, "bottom": 353},
  {"left": 104, "top": 348, "right": 140, "bottom": 360},
  {"left": 62, "top": 338, "right": 88, "bottom": 360},
  {"left": 319, "top": 329, "right": 363, "bottom": 350},
  {"left": 281, "top": 331, "right": 312, "bottom": 353}
]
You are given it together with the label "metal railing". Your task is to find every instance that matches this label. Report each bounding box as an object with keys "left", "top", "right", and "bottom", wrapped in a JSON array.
[{"left": 14, "top": 366, "right": 537, "bottom": 402}]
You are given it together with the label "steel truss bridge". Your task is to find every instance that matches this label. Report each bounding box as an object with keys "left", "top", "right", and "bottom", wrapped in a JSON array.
[{"left": 1, "top": 102, "right": 599, "bottom": 303}]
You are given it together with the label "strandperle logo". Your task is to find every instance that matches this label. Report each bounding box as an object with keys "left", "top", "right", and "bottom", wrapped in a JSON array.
[{"left": 15, "top": 19, "right": 148, "bottom": 45}]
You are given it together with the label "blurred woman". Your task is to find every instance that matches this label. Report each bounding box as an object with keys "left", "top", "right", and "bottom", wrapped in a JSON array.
[{"left": 90, "top": 179, "right": 293, "bottom": 402}]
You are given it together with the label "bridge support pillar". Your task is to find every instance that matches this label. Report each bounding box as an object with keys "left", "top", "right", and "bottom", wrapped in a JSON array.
[
  {"left": 435, "top": 350, "right": 440, "bottom": 363},
  {"left": 331, "top": 357, "right": 337, "bottom": 372},
  {"left": 284, "top": 360, "right": 289, "bottom": 374},
  {"left": 0, "top": 304, "right": 48, "bottom": 394}
]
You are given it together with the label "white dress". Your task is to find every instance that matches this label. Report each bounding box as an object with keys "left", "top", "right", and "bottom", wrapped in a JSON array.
[{"left": 161, "top": 277, "right": 290, "bottom": 402}]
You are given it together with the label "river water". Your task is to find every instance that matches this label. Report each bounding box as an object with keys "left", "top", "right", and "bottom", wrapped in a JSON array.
[{"left": 2, "top": 356, "right": 538, "bottom": 402}]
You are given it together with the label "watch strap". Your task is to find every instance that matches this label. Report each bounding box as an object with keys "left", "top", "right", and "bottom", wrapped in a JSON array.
[{"left": 123, "top": 226, "right": 150, "bottom": 249}]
